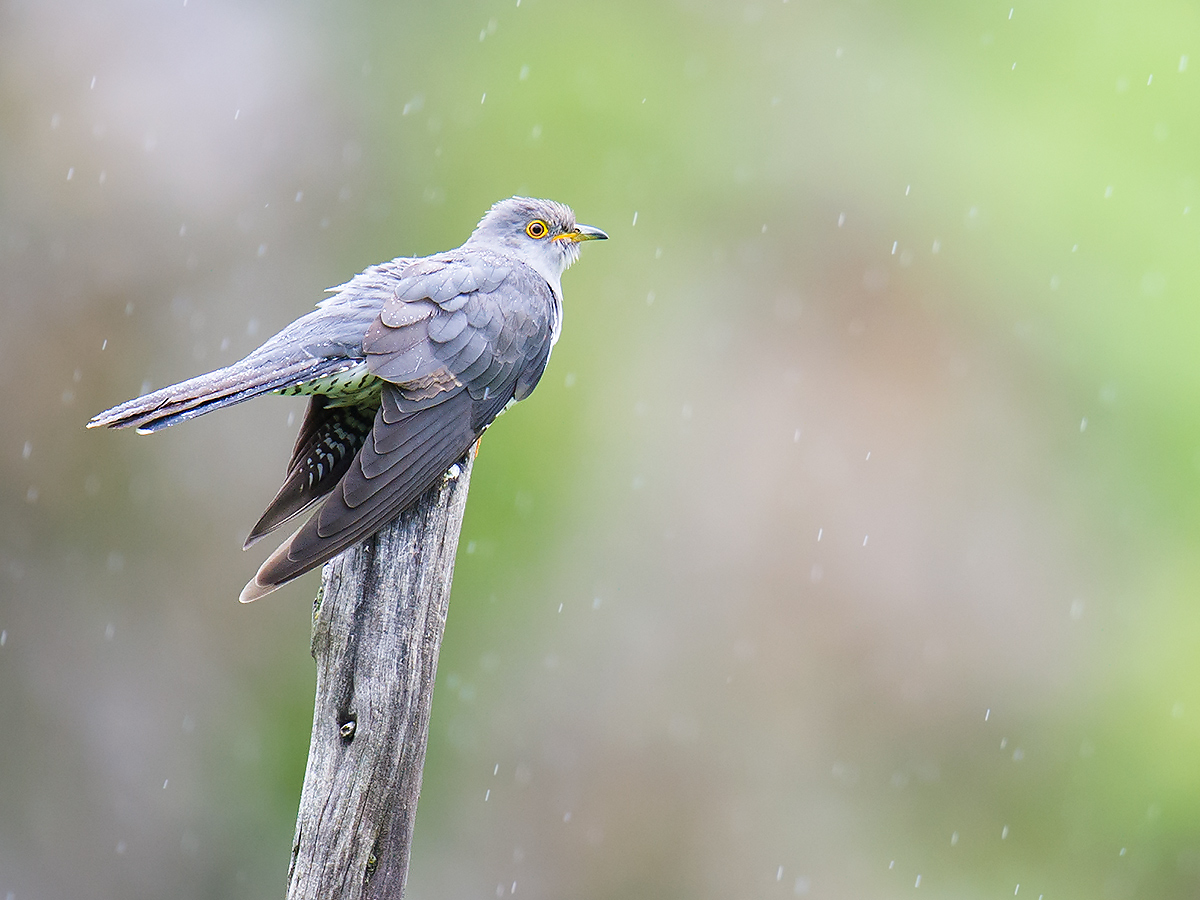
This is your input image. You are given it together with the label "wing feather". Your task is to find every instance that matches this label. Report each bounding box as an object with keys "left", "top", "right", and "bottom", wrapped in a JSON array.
[
  {"left": 244, "top": 398, "right": 375, "bottom": 546},
  {"left": 242, "top": 388, "right": 477, "bottom": 600},
  {"left": 427, "top": 309, "right": 469, "bottom": 343}
]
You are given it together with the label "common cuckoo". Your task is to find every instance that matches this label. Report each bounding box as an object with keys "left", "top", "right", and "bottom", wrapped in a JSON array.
[{"left": 90, "top": 197, "right": 607, "bottom": 602}]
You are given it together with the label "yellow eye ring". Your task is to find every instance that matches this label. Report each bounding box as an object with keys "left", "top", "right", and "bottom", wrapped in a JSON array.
[{"left": 526, "top": 219, "right": 549, "bottom": 239}]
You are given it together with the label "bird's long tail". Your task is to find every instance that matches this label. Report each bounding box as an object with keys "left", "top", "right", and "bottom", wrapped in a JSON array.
[{"left": 87, "top": 355, "right": 356, "bottom": 433}]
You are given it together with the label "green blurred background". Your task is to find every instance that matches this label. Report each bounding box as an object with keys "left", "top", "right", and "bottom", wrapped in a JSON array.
[{"left": 3, "top": 0, "right": 1199, "bottom": 897}]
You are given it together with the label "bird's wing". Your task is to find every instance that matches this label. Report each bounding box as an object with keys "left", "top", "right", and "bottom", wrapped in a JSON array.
[
  {"left": 364, "top": 255, "right": 557, "bottom": 422},
  {"left": 241, "top": 257, "right": 559, "bottom": 600},
  {"left": 241, "top": 386, "right": 478, "bottom": 601},
  {"left": 243, "top": 397, "right": 376, "bottom": 547}
]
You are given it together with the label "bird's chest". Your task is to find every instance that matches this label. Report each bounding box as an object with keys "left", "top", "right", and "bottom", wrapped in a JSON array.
[{"left": 276, "top": 361, "right": 383, "bottom": 407}]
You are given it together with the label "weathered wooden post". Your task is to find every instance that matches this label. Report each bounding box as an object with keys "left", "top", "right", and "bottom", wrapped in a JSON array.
[{"left": 286, "top": 452, "right": 474, "bottom": 900}]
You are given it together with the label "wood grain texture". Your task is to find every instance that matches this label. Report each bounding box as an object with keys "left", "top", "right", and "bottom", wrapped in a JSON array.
[{"left": 286, "top": 451, "right": 474, "bottom": 900}]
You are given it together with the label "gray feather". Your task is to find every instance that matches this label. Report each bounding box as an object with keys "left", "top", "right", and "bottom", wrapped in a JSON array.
[{"left": 89, "top": 197, "right": 607, "bottom": 602}]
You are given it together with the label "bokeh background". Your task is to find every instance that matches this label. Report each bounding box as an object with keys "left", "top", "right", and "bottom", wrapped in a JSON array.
[{"left": 3, "top": 1, "right": 1200, "bottom": 897}]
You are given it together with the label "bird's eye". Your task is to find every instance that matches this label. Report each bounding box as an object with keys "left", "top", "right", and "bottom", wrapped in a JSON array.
[{"left": 526, "top": 219, "right": 548, "bottom": 239}]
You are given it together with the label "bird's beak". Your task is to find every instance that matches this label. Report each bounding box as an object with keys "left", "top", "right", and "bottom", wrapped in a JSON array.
[{"left": 557, "top": 224, "right": 609, "bottom": 242}]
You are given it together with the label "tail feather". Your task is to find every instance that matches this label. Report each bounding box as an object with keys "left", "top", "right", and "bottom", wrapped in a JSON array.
[{"left": 88, "top": 357, "right": 357, "bottom": 433}]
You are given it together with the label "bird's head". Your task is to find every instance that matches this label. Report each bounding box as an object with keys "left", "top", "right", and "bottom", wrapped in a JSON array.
[{"left": 466, "top": 196, "right": 607, "bottom": 284}]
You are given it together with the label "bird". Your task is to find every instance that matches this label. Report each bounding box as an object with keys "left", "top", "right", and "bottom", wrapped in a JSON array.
[{"left": 89, "top": 197, "right": 607, "bottom": 602}]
